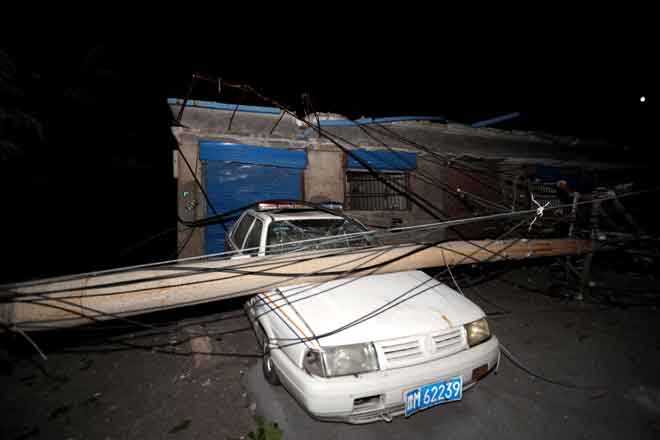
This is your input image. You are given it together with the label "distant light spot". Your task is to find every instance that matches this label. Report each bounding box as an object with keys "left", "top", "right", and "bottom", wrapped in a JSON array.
[{"left": 640, "top": 96, "right": 646, "bottom": 103}]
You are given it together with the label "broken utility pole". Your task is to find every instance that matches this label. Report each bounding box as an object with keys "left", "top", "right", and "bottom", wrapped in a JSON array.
[{"left": 1, "top": 239, "right": 591, "bottom": 330}]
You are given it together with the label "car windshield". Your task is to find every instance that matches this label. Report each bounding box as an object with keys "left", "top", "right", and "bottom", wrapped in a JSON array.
[{"left": 266, "top": 218, "right": 377, "bottom": 254}]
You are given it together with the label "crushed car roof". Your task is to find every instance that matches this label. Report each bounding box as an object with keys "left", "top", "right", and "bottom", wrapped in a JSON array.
[{"left": 265, "top": 210, "right": 345, "bottom": 221}]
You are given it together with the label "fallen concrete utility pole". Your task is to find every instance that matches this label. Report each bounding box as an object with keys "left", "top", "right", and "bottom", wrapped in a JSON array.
[{"left": 1, "top": 239, "right": 591, "bottom": 330}]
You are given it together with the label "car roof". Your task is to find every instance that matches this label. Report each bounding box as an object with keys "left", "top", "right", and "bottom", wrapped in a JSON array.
[{"left": 256, "top": 209, "right": 344, "bottom": 222}]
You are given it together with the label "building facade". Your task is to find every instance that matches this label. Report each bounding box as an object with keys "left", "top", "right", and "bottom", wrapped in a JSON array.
[{"left": 169, "top": 99, "right": 632, "bottom": 258}]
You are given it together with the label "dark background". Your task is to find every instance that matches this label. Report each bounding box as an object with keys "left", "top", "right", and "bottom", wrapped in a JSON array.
[{"left": 1, "top": 32, "right": 655, "bottom": 283}]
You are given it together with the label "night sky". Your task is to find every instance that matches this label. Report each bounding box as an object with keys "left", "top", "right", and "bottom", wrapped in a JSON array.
[
  {"left": 4, "top": 34, "right": 655, "bottom": 146},
  {"left": 1, "top": 30, "right": 655, "bottom": 282}
]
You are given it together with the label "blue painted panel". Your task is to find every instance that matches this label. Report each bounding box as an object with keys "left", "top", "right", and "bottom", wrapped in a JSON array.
[
  {"left": 200, "top": 141, "right": 308, "bottom": 169},
  {"left": 347, "top": 149, "right": 417, "bottom": 171},
  {"left": 472, "top": 112, "right": 521, "bottom": 128},
  {"left": 203, "top": 145, "right": 305, "bottom": 254},
  {"left": 167, "top": 98, "right": 281, "bottom": 115}
]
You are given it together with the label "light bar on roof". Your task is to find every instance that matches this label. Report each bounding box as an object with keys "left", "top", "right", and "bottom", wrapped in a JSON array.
[
  {"left": 255, "top": 201, "right": 344, "bottom": 211},
  {"left": 256, "top": 201, "right": 308, "bottom": 211}
]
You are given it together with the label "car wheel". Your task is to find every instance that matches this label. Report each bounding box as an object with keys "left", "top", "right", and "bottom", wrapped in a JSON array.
[{"left": 262, "top": 338, "right": 281, "bottom": 386}]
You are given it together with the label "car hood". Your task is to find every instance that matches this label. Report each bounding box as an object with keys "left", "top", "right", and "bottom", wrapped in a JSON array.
[{"left": 277, "top": 270, "right": 485, "bottom": 347}]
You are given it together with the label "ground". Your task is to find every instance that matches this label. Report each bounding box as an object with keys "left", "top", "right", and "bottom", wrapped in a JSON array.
[
  {"left": 0, "top": 298, "right": 260, "bottom": 440},
  {"left": 2, "top": 260, "right": 660, "bottom": 439}
]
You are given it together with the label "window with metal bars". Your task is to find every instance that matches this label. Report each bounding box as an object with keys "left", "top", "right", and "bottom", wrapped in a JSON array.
[
  {"left": 346, "top": 171, "right": 410, "bottom": 210},
  {"left": 528, "top": 182, "right": 563, "bottom": 211}
]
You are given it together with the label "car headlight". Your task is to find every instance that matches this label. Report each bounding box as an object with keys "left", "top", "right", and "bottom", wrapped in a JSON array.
[
  {"left": 303, "top": 349, "right": 325, "bottom": 377},
  {"left": 465, "top": 318, "right": 491, "bottom": 347},
  {"left": 303, "top": 343, "right": 380, "bottom": 377}
]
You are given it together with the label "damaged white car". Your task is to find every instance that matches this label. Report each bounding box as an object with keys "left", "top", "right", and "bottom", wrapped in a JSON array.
[{"left": 236, "top": 202, "right": 500, "bottom": 423}]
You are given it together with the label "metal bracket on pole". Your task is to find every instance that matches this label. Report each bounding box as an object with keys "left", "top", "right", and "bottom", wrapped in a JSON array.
[
  {"left": 565, "top": 192, "right": 580, "bottom": 282},
  {"left": 578, "top": 195, "right": 601, "bottom": 301}
]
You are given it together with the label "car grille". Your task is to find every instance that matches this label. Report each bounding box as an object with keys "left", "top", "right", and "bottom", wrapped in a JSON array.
[
  {"left": 431, "top": 328, "right": 465, "bottom": 358},
  {"left": 376, "top": 328, "right": 467, "bottom": 369},
  {"left": 379, "top": 338, "right": 424, "bottom": 364}
]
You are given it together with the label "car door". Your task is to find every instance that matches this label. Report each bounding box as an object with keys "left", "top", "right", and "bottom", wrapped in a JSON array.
[
  {"left": 226, "top": 212, "right": 255, "bottom": 252},
  {"left": 243, "top": 218, "right": 265, "bottom": 256}
]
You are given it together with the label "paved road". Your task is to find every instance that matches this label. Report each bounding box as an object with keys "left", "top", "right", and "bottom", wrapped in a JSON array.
[{"left": 244, "top": 270, "right": 660, "bottom": 439}]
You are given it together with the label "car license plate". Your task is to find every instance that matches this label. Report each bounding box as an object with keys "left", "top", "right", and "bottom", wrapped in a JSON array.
[{"left": 404, "top": 376, "right": 463, "bottom": 416}]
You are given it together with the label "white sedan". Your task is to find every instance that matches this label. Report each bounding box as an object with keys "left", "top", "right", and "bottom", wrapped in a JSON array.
[{"left": 236, "top": 202, "right": 500, "bottom": 423}]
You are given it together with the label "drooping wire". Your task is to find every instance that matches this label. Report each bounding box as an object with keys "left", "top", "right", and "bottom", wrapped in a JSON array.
[
  {"left": 2, "top": 219, "right": 550, "bottom": 303},
  {"left": 2, "top": 204, "right": 561, "bottom": 298},
  {"left": 176, "top": 145, "right": 219, "bottom": 216},
  {"left": 369, "top": 123, "right": 528, "bottom": 209},
  {"left": 226, "top": 83, "right": 448, "bottom": 222},
  {"left": 225, "top": 83, "right": 540, "bottom": 265},
  {"left": 8, "top": 243, "right": 403, "bottom": 329},
  {"left": 349, "top": 123, "right": 486, "bottom": 216},
  {"left": 9, "top": 184, "right": 636, "bottom": 294},
  {"left": 4, "top": 188, "right": 653, "bottom": 333},
  {"left": 7, "top": 214, "right": 532, "bottom": 334},
  {"left": 441, "top": 248, "right": 465, "bottom": 296},
  {"left": 1, "top": 322, "right": 48, "bottom": 360},
  {"left": 372, "top": 122, "right": 524, "bottom": 184},
  {"left": 177, "top": 152, "right": 202, "bottom": 257},
  {"left": 272, "top": 217, "right": 533, "bottom": 347},
  {"left": 499, "top": 344, "right": 603, "bottom": 390},
  {"left": 269, "top": 111, "right": 286, "bottom": 135},
  {"left": 227, "top": 88, "right": 246, "bottom": 132}
]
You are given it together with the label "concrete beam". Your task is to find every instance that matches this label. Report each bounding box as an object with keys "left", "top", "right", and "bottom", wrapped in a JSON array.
[{"left": 1, "top": 239, "right": 592, "bottom": 330}]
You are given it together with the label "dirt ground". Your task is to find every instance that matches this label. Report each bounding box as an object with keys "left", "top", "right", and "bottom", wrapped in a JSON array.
[
  {"left": 2, "top": 258, "right": 660, "bottom": 439},
  {"left": 0, "top": 298, "right": 260, "bottom": 440}
]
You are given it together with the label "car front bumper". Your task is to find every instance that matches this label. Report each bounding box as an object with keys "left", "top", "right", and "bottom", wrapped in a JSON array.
[{"left": 270, "top": 335, "right": 500, "bottom": 424}]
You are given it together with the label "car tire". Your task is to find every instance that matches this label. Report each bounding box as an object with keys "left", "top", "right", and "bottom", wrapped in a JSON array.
[
  {"left": 262, "top": 353, "right": 281, "bottom": 386},
  {"left": 262, "top": 338, "right": 281, "bottom": 386}
]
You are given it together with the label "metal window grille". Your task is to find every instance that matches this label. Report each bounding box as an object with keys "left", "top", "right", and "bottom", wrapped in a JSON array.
[
  {"left": 528, "top": 182, "right": 565, "bottom": 214},
  {"left": 346, "top": 171, "right": 409, "bottom": 210}
]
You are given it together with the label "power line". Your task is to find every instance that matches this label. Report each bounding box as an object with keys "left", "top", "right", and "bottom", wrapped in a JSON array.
[
  {"left": 176, "top": 144, "right": 220, "bottom": 217},
  {"left": 372, "top": 122, "right": 524, "bottom": 181},
  {"left": 227, "top": 83, "right": 448, "bottom": 221},
  {"left": 5, "top": 185, "right": 649, "bottom": 301},
  {"left": 248, "top": 222, "right": 530, "bottom": 317},
  {"left": 248, "top": 220, "right": 458, "bottom": 316},
  {"left": 365, "top": 123, "right": 528, "bottom": 211},
  {"left": 20, "top": 155, "right": 636, "bottom": 288},
  {"left": 348, "top": 122, "right": 501, "bottom": 216},
  {"left": 225, "top": 83, "right": 538, "bottom": 265},
  {"left": 6, "top": 214, "right": 535, "bottom": 331},
  {"left": 1, "top": 203, "right": 544, "bottom": 296},
  {"left": 1, "top": 208, "right": 554, "bottom": 302},
  {"left": 369, "top": 122, "right": 527, "bottom": 206},
  {"left": 271, "top": 217, "right": 532, "bottom": 348},
  {"left": 7, "top": 244, "right": 403, "bottom": 329},
  {"left": 499, "top": 344, "right": 602, "bottom": 390}
]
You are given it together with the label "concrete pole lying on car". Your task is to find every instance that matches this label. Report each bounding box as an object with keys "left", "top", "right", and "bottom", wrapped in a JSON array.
[{"left": 0, "top": 239, "right": 591, "bottom": 330}]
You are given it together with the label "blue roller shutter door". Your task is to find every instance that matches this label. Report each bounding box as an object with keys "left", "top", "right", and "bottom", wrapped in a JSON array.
[{"left": 200, "top": 141, "right": 307, "bottom": 254}]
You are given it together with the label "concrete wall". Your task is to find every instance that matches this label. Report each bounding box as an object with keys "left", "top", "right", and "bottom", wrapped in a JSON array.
[
  {"left": 171, "top": 104, "right": 299, "bottom": 140},
  {"left": 304, "top": 146, "right": 345, "bottom": 203},
  {"left": 172, "top": 128, "right": 206, "bottom": 259},
  {"left": 316, "top": 123, "right": 632, "bottom": 167}
]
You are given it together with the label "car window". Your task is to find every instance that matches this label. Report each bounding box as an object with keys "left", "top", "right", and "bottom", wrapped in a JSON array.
[
  {"left": 232, "top": 214, "right": 254, "bottom": 248},
  {"left": 266, "top": 218, "right": 376, "bottom": 255},
  {"left": 244, "top": 218, "right": 263, "bottom": 255}
]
